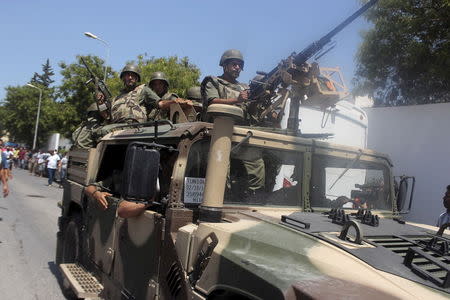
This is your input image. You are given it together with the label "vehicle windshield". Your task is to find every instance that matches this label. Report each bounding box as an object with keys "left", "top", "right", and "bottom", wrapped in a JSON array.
[
  {"left": 310, "top": 154, "right": 392, "bottom": 211},
  {"left": 184, "top": 139, "right": 303, "bottom": 207}
]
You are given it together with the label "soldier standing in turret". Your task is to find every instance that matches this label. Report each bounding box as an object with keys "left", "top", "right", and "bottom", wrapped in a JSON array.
[
  {"left": 201, "top": 50, "right": 265, "bottom": 197},
  {"left": 201, "top": 49, "right": 250, "bottom": 123}
]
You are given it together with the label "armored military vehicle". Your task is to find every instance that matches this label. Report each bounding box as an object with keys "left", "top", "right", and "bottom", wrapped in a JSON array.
[{"left": 55, "top": 103, "right": 450, "bottom": 299}]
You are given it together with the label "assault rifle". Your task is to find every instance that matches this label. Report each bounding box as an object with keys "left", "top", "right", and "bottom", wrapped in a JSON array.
[
  {"left": 248, "top": 0, "right": 378, "bottom": 132},
  {"left": 80, "top": 57, "right": 112, "bottom": 120}
]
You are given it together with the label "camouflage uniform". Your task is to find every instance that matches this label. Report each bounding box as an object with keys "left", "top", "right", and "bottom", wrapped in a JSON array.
[
  {"left": 73, "top": 85, "right": 150, "bottom": 149},
  {"left": 111, "top": 84, "right": 148, "bottom": 124},
  {"left": 72, "top": 104, "right": 106, "bottom": 149}
]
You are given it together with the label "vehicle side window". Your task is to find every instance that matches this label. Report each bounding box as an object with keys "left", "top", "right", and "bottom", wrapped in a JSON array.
[{"left": 183, "top": 140, "right": 303, "bottom": 207}]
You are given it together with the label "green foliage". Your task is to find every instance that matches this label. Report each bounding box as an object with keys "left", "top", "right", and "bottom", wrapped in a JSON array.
[
  {"left": 31, "top": 59, "right": 55, "bottom": 88},
  {"left": 1, "top": 84, "right": 61, "bottom": 148},
  {"left": 135, "top": 55, "right": 201, "bottom": 97},
  {"left": 353, "top": 0, "right": 450, "bottom": 106},
  {"left": 58, "top": 55, "right": 113, "bottom": 136},
  {"left": 1, "top": 54, "right": 201, "bottom": 144}
]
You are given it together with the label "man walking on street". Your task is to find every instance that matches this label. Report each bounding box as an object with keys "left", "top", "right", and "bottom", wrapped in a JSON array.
[{"left": 46, "top": 150, "right": 60, "bottom": 186}]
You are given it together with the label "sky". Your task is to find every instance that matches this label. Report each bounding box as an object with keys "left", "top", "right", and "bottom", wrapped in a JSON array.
[{"left": 0, "top": 0, "right": 373, "bottom": 101}]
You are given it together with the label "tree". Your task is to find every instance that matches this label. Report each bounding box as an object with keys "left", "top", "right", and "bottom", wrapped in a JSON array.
[
  {"left": 353, "top": 0, "right": 450, "bottom": 106},
  {"left": 0, "top": 59, "right": 62, "bottom": 147},
  {"left": 31, "top": 59, "right": 55, "bottom": 88},
  {"left": 119, "top": 55, "right": 201, "bottom": 98},
  {"left": 0, "top": 85, "right": 62, "bottom": 147},
  {"left": 57, "top": 55, "right": 113, "bottom": 137}
]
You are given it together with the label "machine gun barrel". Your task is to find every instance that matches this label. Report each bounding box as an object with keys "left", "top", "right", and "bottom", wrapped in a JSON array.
[{"left": 263, "top": 0, "right": 378, "bottom": 80}]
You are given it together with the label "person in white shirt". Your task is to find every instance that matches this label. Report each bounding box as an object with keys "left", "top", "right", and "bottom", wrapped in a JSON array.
[{"left": 46, "top": 150, "right": 60, "bottom": 186}]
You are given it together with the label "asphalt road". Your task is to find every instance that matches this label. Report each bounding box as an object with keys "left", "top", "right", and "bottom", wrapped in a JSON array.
[{"left": 0, "top": 168, "right": 65, "bottom": 300}]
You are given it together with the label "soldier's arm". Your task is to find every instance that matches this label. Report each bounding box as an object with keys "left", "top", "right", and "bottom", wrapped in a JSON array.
[
  {"left": 85, "top": 183, "right": 112, "bottom": 210},
  {"left": 204, "top": 81, "right": 248, "bottom": 105},
  {"left": 158, "top": 98, "right": 193, "bottom": 110},
  {"left": 117, "top": 200, "right": 152, "bottom": 218}
]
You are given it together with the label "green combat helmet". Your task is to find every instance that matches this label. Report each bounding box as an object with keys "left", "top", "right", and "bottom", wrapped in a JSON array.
[
  {"left": 149, "top": 71, "right": 169, "bottom": 87},
  {"left": 186, "top": 86, "right": 202, "bottom": 101},
  {"left": 120, "top": 64, "right": 141, "bottom": 81},
  {"left": 87, "top": 103, "right": 99, "bottom": 117},
  {"left": 219, "top": 49, "right": 244, "bottom": 68}
]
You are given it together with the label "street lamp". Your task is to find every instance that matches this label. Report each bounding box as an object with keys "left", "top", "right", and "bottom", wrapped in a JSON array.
[
  {"left": 84, "top": 31, "right": 110, "bottom": 81},
  {"left": 26, "top": 83, "right": 42, "bottom": 150}
]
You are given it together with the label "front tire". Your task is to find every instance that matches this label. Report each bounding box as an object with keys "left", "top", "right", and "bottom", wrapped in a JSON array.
[
  {"left": 61, "top": 215, "right": 82, "bottom": 263},
  {"left": 58, "top": 214, "right": 82, "bottom": 299}
]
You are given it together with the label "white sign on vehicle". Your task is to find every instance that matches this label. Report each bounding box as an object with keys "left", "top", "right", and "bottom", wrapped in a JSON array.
[{"left": 184, "top": 177, "right": 205, "bottom": 204}]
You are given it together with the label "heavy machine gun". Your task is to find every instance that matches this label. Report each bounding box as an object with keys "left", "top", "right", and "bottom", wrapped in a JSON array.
[
  {"left": 80, "top": 57, "right": 113, "bottom": 121},
  {"left": 248, "top": 0, "right": 378, "bottom": 132}
]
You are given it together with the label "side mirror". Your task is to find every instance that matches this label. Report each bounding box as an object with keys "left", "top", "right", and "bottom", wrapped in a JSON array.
[
  {"left": 121, "top": 142, "right": 160, "bottom": 203},
  {"left": 395, "top": 176, "right": 415, "bottom": 214}
]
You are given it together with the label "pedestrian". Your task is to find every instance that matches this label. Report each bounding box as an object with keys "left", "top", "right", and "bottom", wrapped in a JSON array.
[
  {"left": 0, "top": 140, "right": 9, "bottom": 197},
  {"left": 58, "top": 153, "right": 68, "bottom": 188},
  {"left": 37, "top": 150, "right": 48, "bottom": 177},
  {"left": 30, "top": 150, "right": 38, "bottom": 175},
  {"left": 436, "top": 185, "right": 450, "bottom": 227},
  {"left": 46, "top": 150, "right": 60, "bottom": 186},
  {"left": 18, "top": 147, "right": 26, "bottom": 169}
]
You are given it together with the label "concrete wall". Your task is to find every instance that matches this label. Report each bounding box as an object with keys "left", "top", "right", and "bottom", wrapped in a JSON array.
[{"left": 364, "top": 103, "right": 450, "bottom": 226}]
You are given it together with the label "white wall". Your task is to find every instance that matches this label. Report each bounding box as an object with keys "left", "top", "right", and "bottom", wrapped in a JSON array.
[{"left": 364, "top": 103, "right": 450, "bottom": 225}]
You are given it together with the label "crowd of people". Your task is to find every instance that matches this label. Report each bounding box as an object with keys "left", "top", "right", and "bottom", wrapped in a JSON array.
[{"left": 0, "top": 138, "right": 69, "bottom": 193}]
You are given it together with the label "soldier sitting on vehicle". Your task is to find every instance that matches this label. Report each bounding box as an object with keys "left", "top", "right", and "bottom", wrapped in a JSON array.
[
  {"left": 144, "top": 71, "right": 193, "bottom": 120},
  {"left": 73, "top": 63, "right": 150, "bottom": 149},
  {"left": 72, "top": 103, "right": 106, "bottom": 149}
]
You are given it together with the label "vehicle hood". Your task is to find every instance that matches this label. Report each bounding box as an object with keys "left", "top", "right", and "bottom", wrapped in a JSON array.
[{"left": 193, "top": 210, "right": 449, "bottom": 299}]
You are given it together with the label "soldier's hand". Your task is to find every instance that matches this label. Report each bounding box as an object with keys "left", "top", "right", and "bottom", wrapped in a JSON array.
[
  {"left": 94, "top": 191, "right": 112, "bottom": 210},
  {"left": 96, "top": 92, "right": 105, "bottom": 102},
  {"left": 237, "top": 90, "right": 249, "bottom": 103}
]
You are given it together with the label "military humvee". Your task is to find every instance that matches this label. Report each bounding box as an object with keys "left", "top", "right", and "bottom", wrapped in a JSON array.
[{"left": 56, "top": 104, "right": 450, "bottom": 299}]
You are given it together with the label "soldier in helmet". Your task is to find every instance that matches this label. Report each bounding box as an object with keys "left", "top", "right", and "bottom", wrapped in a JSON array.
[
  {"left": 74, "top": 63, "right": 150, "bottom": 149},
  {"left": 185, "top": 86, "right": 203, "bottom": 120},
  {"left": 144, "top": 71, "right": 193, "bottom": 120},
  {"left": 186, "top": 86, "right": 202, "bottom": 106},
  {"left": 201, "top": 49, "right": 250, "bottom": 122},
  {"left": 201, "top": 50, "right": 265, "bottom": 197},
  {"left": 72, "top": 103, "right": 106, "bottom": 149},
  {"left": 109, "top": 64, "right": 148, "bottom": 124}
]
